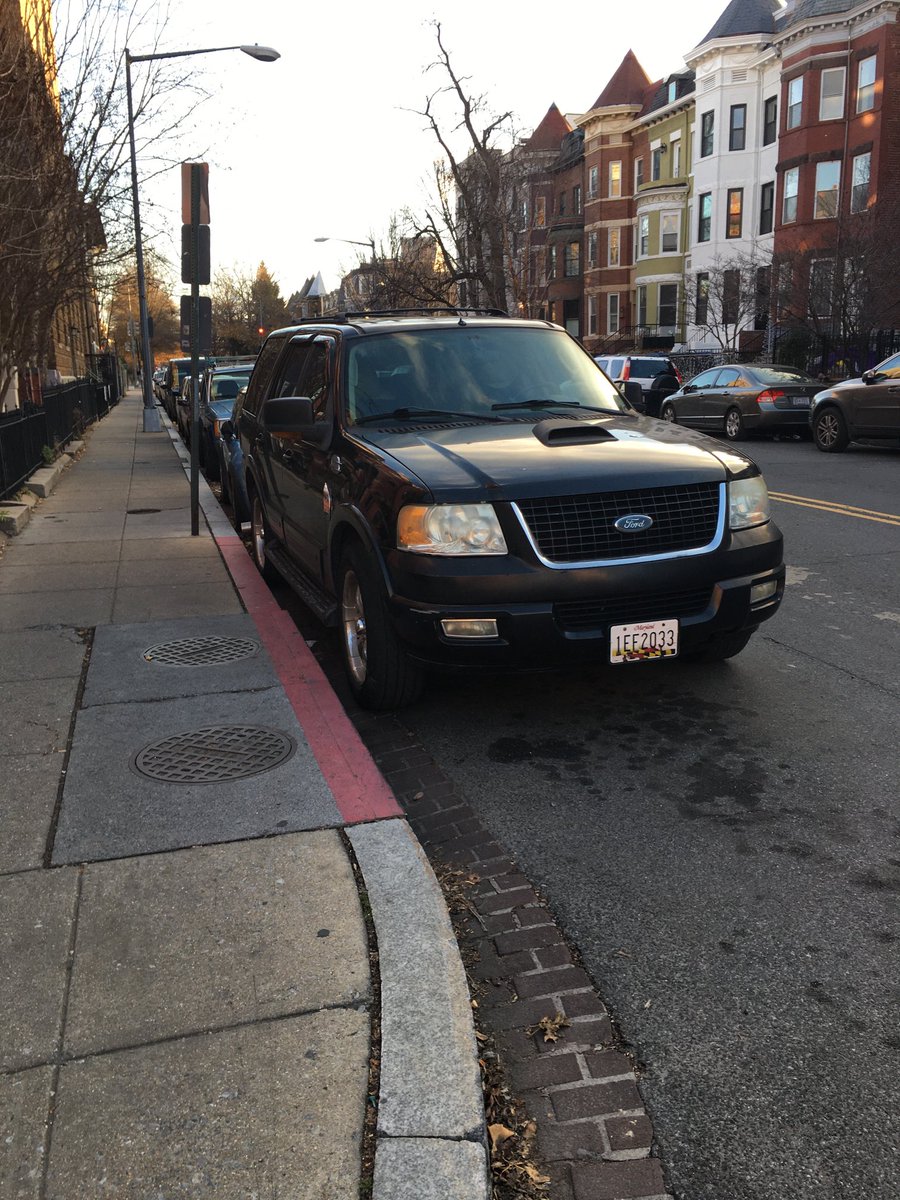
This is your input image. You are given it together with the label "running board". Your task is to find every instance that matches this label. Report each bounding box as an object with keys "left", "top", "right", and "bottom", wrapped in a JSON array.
[{"left": 265, "top": 544, "right": 338, "bottom": 626}]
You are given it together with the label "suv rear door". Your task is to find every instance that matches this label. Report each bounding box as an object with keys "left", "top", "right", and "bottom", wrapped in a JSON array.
[{"left": 237, "top": 334, "right": 289, "bottom": 535}]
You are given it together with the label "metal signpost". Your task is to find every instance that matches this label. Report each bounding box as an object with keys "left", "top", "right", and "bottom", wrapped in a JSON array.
[{"left": 181, "top": 162, "right": 210, "bottom": 536}]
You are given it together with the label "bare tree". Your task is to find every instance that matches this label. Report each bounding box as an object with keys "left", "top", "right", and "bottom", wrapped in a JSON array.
[{"left": 685, "top": 251, "right": 772, "bottom": 354}]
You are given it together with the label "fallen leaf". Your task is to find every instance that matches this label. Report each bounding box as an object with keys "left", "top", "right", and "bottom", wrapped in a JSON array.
[
  {"left": 488, "top": 1122, "right": 516, "bottom": 1151},
  {"left": 524, "top": 1163, "right": 551, "bottom": 1184},
  {"left": 527, "top": 1013, "right": 571, "bottom": 1043}
]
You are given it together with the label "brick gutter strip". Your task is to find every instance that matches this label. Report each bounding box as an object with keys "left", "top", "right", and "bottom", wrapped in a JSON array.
[{"left": 349, "top": 708, "right": 675, "bottom": 1200}]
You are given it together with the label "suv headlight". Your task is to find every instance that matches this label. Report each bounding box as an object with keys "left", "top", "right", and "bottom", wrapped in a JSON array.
[
  {"left": 729, "top": 476, "right": 770, "bottom": 530},
  {"left": 398, "top": 503, "right": 508, "bottom": 555}
]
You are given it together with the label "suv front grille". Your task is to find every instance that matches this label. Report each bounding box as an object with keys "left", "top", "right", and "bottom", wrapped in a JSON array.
[
  {"left": 517, "top": 482, "right": 721, "bottom": 563},
  {"left": 554, "top": 587, "right": 712, "bottom": 632}
]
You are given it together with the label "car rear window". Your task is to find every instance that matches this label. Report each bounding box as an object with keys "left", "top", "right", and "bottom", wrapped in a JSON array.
[
  {"left": 628, "top": 359, "right": 674, "bottom": 379},
  {"left": 751, "top": 367, "right": 815, "bottom": 384}
]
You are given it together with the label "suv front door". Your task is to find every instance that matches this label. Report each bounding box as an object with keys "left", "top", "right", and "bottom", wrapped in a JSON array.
[{"left": 264, "top": 335, "right": 336, "bottom": 581}]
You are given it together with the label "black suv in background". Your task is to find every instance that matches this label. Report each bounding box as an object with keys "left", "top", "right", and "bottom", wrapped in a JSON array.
[
  {"left": 233, "top": 312, "right": 784, "bottom": 709},
  {"left": 593, "top": 353, "right": 682, "bottom": 417}
]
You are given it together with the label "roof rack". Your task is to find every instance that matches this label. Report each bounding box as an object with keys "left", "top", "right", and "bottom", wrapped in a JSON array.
[{"left": 288, "top": 308, "right": 510, "bottom": 325}]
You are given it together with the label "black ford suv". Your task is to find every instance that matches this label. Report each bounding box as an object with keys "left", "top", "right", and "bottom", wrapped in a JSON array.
[{"left": 233, "top": 312, "right": 784, "bottom": 709}]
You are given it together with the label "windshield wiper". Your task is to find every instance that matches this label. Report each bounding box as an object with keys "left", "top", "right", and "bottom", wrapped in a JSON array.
[
  {"left": 491, "top": 399, "right": 609, "bottom": 412},
  {"left": 355, "top": 406, "right": 503, "bottom": 425}
]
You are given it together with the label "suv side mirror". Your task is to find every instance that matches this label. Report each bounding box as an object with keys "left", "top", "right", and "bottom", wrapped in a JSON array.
[
  {"left": 682, "top": 383, "right": 696, "bottom": 394},
  {"left": 617, "top": 379, "right": 644, "bottom": 408},
  {"left": 219, "top": 419, "right": 234, "bottom": 440},
  {"left": 263, "top": 396, "right": 333, "bottom": 448}
]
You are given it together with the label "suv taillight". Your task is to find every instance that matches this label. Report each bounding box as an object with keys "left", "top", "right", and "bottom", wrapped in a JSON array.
[
  {"left": 757, "top": 389, "right": 785, "bottom": 406},
  {"left": 673, "top": 364, "right": 683, "bottom": 383},
  {"left": 622, "top": 360, "right": 631, "bottom": 380}
]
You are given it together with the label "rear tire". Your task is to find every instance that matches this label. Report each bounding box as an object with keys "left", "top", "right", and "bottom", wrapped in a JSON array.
[
  {"left": 812, "top": 406, "right": 849, "bottom": 452},
  {"left": 338, "top": 543, "right": 424, "bottom": 710},
  {"left": 724, "top": 407, "right": 747, "bottom": 440},
  {"left": 681, "top": 630, "right": 753, "bottom": 663},
  {"left": 250, "top": 490, "right": 279, "bottom": 583}
]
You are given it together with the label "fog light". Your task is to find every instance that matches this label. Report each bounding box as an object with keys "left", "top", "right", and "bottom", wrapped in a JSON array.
[
  {"left": 751, "top": 579, "right": 778, "bottom": 604},
  {"left": 440, "top": 618, "right": 499, "bottom": 639}
]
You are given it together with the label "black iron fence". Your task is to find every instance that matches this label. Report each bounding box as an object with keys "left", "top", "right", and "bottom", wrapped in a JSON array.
[{"left": 0, "top": 379, "right": 114, "bottom": 501}]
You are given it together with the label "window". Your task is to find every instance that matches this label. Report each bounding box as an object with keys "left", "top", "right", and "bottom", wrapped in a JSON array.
[
  {"left": 787, "top": 76, "right": 803, "bottom": 129},
  {"left": 763, "top": 96, "right": 778, "bottom": 145},
  {"left": 588, "top": 230, "right": 598, "bottom": 267},
  {"left": 588, "top": 165, "right": 599, "bottom": 197},
  {"left": 809, "top": 259, "right": 834, "bottom": 318},
  {"left": 608, "top": 227, "right": 620, "bottom": 267},
  {"left": 857, "top": 55, "right": 876, "bottom": 112},
  {"left": 729, "top": 104, "right": 746, "bottom": 151},
  {"left": 668, "top": 79, "right": 678, "bottom": 104},
  {"left": 558, "top": 191, "right": 566, "bottom": 216},
  {"left": 658, "top": 283, "right": 678, "bottom": 328},
  {"left": 672, "top": 138, "right": 682, "bottom": 177},
  {"left": 573, "top": 185, "right": 582, "bottom": 214},
  {"left": 723, "top": 269, "right": 740, "bottom": 324},
  {"left": 726, "top": 188, "right": 743, "bottom": 238},
  {"left": 634, "top": 157, "right": 644, "bottom": 190},
  {"left": 548, "top": 244, "right": 557, "bottom": 278},
  {"left": 588, "top": 294, "right": 598, "bottom": 335},
  {"left": 564, "top": 241, "right": 581, "bottom": 276},
  {"left": 819, "top": 67, "right": 846, "bottom": 120},
  {"left": 638, "top": 214, "right": 650, "bottom": 257},
  {"left": 609, "top": 161, "right": 622, "bottom": 197},
  {"left": 698, "top": 192, "right": 712, "bottom": 242},
  {"left": 651, "top": 145, "right": 663, "bottom": 180},
  {"left": 700, "top": 110, "right": 714, "bottom": 156},
  {"left": 851, "top": 152, "right": 871, "bottom": 213},
  {"left": 661, "top": 212, "right": 679, "bottom": 253},
  {"left": 760, "top": 181, "right": 775, "bottom": 234},
  {"left": 534, "top": 196, "right": 546, "bottom": 228},
  {"left": 242, "top": 335, "right": 284, "bottom": 415},
  {"left": 696, "top": 272, "right": 710, "bottom": 324},
  {"left": 783, "top": 167, "right": 799, "bottom": 223},
  {"left": 637, "top": 285, "right": 648, "bottom": 327},
  {"left": 608, "top": 293, "right": 620, "bottom": 334},
  {"left": 755, "top": 266, "right": 770, "bottom": 330},
  {"left": 814, "top": 161, "right": 840, "bottom": 219}
]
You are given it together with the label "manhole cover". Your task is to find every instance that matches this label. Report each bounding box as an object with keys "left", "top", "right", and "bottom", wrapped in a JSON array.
[
  {"left": 127, "top": 508, "right": 161, "bottom": 514},
  {"left": 143, "top": 635, "right": 260, "bottom": 666},
  {"left": 133, "top": 725, "right": 295, "bottom": 783}
]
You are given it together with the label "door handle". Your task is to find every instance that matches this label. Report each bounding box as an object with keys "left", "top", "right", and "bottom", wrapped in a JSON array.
[{"left": 282, "top": 449, "right": 295, "bottom": 463}]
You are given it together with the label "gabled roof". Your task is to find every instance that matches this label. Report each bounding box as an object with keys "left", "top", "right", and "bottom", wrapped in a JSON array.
[
  {"left": 523, "top": 103, "right": 573, "bottom": 151},
  {"left": 590, "top": 50, "right": 652, "bottom": 109},
  {"left": 701, "top": 0, "right": 781, "bottom": 42}
]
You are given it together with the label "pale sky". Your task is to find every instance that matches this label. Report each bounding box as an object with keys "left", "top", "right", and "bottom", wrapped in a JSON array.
[{"left": 130, "top": 0, "right": 732, "bottom": 300}]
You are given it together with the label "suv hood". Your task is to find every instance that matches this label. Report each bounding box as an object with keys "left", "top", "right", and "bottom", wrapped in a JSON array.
[{"left": 360, "top": 414, "right": 755, "bottom": 501}]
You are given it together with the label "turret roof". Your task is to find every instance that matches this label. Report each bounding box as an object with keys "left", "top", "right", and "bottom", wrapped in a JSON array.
[{"left": 590, "top": 50, "right": 652, "bottom": 109}]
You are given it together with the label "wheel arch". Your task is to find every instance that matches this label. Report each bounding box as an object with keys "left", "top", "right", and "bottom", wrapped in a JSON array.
[{"left": 328, "top": 506, "right": 393, "bottom": 598}]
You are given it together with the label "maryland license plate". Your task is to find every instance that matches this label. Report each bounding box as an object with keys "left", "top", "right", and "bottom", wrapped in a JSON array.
[{"left": 610, "top": 619, "right": 679, "bottom": 664}]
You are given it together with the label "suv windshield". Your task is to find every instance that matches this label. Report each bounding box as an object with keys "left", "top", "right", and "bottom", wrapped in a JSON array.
[{"left": 345, "top": 327, "right": 625, "bottom": 424}]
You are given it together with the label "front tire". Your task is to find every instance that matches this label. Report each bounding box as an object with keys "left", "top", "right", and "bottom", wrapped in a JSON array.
[
  {"left": 813, "top": 406, "right": 849, "bottom": 452},
  {"left": 250, "top": 491, "right": 279, "bottom": 583},
  {"left": 661, "top": 402, "right": 677, "bottom": 423},
  {"left": 724, "top": 407, "right": 747, "bottom": 441},
  {"left": 338, "top": 544, "right": 424, "bottom": 710}
]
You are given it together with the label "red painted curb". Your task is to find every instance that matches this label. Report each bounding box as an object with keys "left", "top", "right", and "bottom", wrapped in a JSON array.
[{"left": 217, "top": 535, "right": 401, "bottom": 824}]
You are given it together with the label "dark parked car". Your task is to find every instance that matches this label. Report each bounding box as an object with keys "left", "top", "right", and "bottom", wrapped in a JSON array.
[
  {"left": 161, "top": 357, "right": 208, "bottom": 420},
  {"left": 661, "top": 364, "right": 821, "bottom": 440},
  {"left": 810, "top": 352, "right": 900, "bottom": 451},
  {"left": 593, "top": 353, "right": 682, "bottom": 417},
  {"left": 219, "top": 388, "right": 250, "bottom": 526},
  {"left": 233, "top": 312, "right": 784, "bottom": 709},
  {"left": 198, "top": 362, "right": 255, "bottom": 479}
]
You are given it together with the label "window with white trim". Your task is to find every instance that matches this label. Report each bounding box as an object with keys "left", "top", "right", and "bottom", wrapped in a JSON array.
[
  {"left": 787, "top": 77, "right": 803, "bottom": 129},
  {"left": 857, "top": 55, "right": 876, "bottom": 113},
  {"left": 608, "top": 293, "right": 620, "bottom": 334},
  {"left": 672, "top": 138, "right": 682, "bottom": 177},
  {"left": 636, "top": 285, "right": 647, "bottom": 327},
  {"left": 651, "top": 146, "right": 663, "bottom": 181},
  {"left": 534, "top": 196, "right": 546, "bottom": 227},
  {"left": 783, "top": 167, "right": 799, "bottom": 223},
  {"left": 587, "top": 230, "right": 598, "bottom": 267},
  {"left": 819, "top": 68, "right": 845, "bottom": 121},
  {"left": 638, "top": 214, "right": 650, "bottom": 258},
  {"left": 588, "top": 165, "right": 599, "bottom": 197},
  {"left": 851, "top": 152, "right": 870, "bottom": 213},
  {"left": 634, "top": 157, "right": 644, "bottom": 190},
  {"left": 608, "top": 227, "right": 620, "bottom": 267},
  {"left": 814, "top": 161, "right": 840, "bottom": 219},
  {"left": 661, "top": 212, "right": 679, "bottom": 253},
  {"left": 609, "top": 161, "right": 622, "bottom": 198},
  {"left": 588, "top": 294, "right": 598, "bottom": 335},
  {"left": 658, "top": 283, "right": 678, "bottom": 328}
]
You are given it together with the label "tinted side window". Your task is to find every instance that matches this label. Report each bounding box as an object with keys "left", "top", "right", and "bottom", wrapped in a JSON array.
[
  {"left": 876, "top": 353, "right": 900, "bottom": 378},
  {"left": 609, "top": 357, "right": 625, "bottom": 378},
  {"left": 298, "top": 342, "right": 331, "bottom": 421},
  {"left": 270, "top": 341, "right": 312, "bottom": 399},
  {"left": 690, "top": 369, "right": 721, "bottom": 388},
  {"left": 717, "top": 368, "right": 741, "bottom": 387},
  {"left": 243, "top": 336, "right": 286, "bottom": 415}
]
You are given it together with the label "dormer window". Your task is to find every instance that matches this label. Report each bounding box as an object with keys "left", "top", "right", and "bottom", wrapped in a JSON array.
[{"left": 668, "top": 80, "right": 678, "bottom": 104}]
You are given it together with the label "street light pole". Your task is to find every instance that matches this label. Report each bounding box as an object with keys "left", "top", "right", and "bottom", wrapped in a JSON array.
[{"left": 124, "top": 43, "right": 280, "bottom": 434}]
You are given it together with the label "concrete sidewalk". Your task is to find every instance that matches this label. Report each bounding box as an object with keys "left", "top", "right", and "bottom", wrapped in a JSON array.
[{"left": 0, "top": 392, "right": 488, "bottom": 1199}]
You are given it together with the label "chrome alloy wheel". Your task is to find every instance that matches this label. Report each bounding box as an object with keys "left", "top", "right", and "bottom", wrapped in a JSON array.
[
  {"left": 342, "top": 569, "right": 368, "bottom": 685},
  {"left": 662, "top": 404, "right": 676, "bottom": 423},
  {"left": 816, "top": 411, "right": 841, "bottom": 448},
  {"left": 725, "top": 408, "right": 743, "bottom": 439}
]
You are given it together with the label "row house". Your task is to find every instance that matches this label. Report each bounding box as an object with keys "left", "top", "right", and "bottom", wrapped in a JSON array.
[{"left": 512, "top": 0, "right": 900, "bottom": 357}]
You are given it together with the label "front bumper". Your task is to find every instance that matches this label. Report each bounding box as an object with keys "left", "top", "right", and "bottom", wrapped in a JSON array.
[{"left": 384, "top": 524, "right": 785, "bottom": 668}]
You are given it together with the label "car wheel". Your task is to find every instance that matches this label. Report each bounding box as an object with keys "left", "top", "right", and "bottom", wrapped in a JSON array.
[
  {"left": 250, "top": 491, "right": 279, "bottom": 583},
  {"left": 661, "top": 402, "right": 677, "bottom": 424},
  {"left": 338, "top": 544, "right": 424, "bottom": 711},
  {"left": 219, "top": 455, "right": 231, "bottom": 504},
  {"left": 681, "top": 630, "right": 753, "bottom": 663},
  {"left": 724, "top": 407, "right": 747, "bottom": 441},
  {"left": 813, "top": 406, "right": 849, "bottom": 453}
]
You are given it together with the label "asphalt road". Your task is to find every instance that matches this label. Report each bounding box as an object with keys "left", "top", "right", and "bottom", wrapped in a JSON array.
[{"left": 264, "top": 436, "right": 899, "bottom": 1200}]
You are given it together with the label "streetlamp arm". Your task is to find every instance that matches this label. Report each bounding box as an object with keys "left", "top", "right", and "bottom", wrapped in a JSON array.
[{"left": 127, "top": 44, "right": 280, "bottom": 64}]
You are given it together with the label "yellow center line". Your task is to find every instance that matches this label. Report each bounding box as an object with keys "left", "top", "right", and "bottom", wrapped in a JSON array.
[{"left": 769, "top": 492, "right": 900, "bottom": 527}]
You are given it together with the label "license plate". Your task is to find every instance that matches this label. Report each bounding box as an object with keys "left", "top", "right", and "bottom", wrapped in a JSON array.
[
  {"left": 610, "top": 619, "right": 679, "bottom": 664},
  {"left": 792, "top": 396, "right": 810, "bottom": 407}
]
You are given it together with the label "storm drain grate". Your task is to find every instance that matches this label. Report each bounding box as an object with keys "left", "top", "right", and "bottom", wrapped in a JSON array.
[
  {"left": 143, "top": 635, "right": 260, "bottom": 666},
  {"left": 133, "top": 725, "right": 295, "bottom": 784}
]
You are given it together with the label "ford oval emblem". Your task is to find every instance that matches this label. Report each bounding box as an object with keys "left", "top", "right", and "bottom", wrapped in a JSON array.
[{"left": 614, "top": 513, "right": 653, "bottom": 532}]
